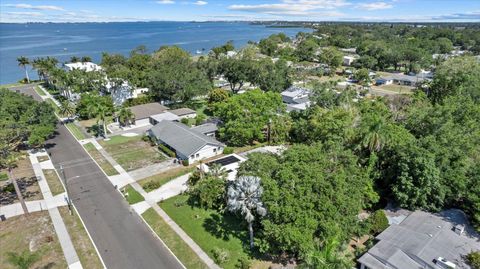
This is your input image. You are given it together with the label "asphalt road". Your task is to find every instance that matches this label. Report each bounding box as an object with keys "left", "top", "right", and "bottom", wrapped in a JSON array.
[{"left": 10, "top": 84, "right": 184, "bottom": 269}]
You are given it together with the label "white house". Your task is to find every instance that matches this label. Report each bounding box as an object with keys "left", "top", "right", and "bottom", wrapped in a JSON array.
[
  {"left": 64, "top": 62, "right": 103, "bottom": 72},
  {"left": 148, "top": 120, "right": 224, "bottom": 163},
  {"left": 281, "top": 85, "right": 311, "bottom": 112},
  {"left": 343, "top": 55, "right": 356, "bottom": 66}
]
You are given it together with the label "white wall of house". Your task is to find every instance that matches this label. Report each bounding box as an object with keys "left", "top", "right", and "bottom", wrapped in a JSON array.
[
  {"left": 186, "top": 144, "right": 223, "bottom": 163},
  {"left": 178, "top": 113, "right": 197, "bottom": 120}
]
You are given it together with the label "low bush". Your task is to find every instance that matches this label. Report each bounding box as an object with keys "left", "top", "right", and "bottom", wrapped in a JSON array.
[
  {"left": 0, "top": 172, "right": 8, "bottom": 181},
  {"left": 223, "top": 147, "right": 234, "bottom": 154},
  {"left": 158, "top": 144, "right": 176, "bottom": 158},
  {"left": 143, "top": 181, "right": 161, "bottom": 191},
  {"left": 235, "top": 256, "right": 251, "bottom": 269},
  {"left": 467, "top": 251, "right": 480, "bottom": 269},
  {"left": 212, "top": 248, "right": 229, "bottom": 265},
  {"left": 368, "top": 210, "right": 389, "bottom": 234},
  {"left": 182, "top": 159, "right": 189, "bottom": 166}
]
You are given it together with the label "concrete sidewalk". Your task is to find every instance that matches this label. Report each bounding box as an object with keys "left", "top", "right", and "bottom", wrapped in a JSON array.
[
  {"left": 0, "top": 193, "right": 67, "bottom": 219},
  {"left": 145, "top": 173, "right": 191, "bottom": 203},
  {"left": 128, "top": 160, "right": 180, "bottom": 181},
  {"left": 29, "top": 151, "right": 83, "bottom": 269}
]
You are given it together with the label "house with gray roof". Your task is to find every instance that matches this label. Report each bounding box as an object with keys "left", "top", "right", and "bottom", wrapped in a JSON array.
[
  {"left": 281, "top": 85, "right": 311, "bottom": 112},
  {"left": 358, "top": 209, "right": 480, "bottom": 269},
  {"left": 147, "top": 121, "right": 224, "bottom": 163}
]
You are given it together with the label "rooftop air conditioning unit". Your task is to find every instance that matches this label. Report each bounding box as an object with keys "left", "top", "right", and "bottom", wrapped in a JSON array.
[
  {"left": 435, "top": 257, "right": 456, "bottom": 269},
  {"left": 454, "top": 224, "right": 464, "bottom": 235}
]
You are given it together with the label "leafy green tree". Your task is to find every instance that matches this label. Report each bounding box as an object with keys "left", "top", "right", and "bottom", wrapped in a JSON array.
[
  {"left": 208, "top": 88, "right": 229, "bottom": 106},
  {"left": 6, "top": 251, "right": 39, "bottom": 269},
  {"left": 17, "top": 56, "right": 30, "bottom": 83},
  {"left": 466, "top": 251, "right": 480, "bottom": 269},
  {"left": 254, "top": 143, "right": 378, "bottom": 257},
  {"left": 252, "top": 58, "right": 292, "bottom": 92},
  {"left": 214, "top": 89, "right": 285, "bottom": 146},
  {"left": 227, "top": 175, "right": 267, "bottom": 249},
  {"left": 301, "top": 235, "right": 352, "bottom": 269},
  {"left": 319, "top": 47, "right": 343, "bottom": 71},
  {"left": 59, "top": 100, "right": 76, "bottom": 119},
  {"left": 70, "top": 56, "right": 80, "bottom": 63},
  {"left": 189, "top": 176, "right": 226, "bottom": 210},
  {"left": 218, "top": 57, "right": 251, "bottom": 94},
  {"left": 296, "top": 38, "right": 318, "bottom": 62},
  {"left": 117, "top": 107, "right": 135, "bottom": 127},
  {"left": 367, "top": 210, "right": 389, "bottom": 234},
  {"left": 81, "top": 56, "right": 92, "bottom": 63},
  {"left": 148, "top": 46, "right": 211, "bottom": 102},
  {"left": 354, "top": 68, "right": 371, "bottom": 86}
]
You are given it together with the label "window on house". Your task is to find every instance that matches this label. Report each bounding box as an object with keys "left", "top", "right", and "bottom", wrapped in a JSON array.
[
  {"left": 213, "top": 148, "right": 217, "bottom": 152},
  {"left": 196, "top": 153, "right": 199, "bottom": 158}
]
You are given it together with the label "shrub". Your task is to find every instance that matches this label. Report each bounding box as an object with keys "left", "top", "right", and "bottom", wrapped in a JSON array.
[
  {"left": 212, "top": 248, "right": 230, "bottom": 265},
  {"left": 0, "top": 172, "right": 8, "bottom": 181},
  {"left": 143, "top": 181, "right": 161, "bottom": 191},
  {"left": 182, "top": 159, "right": 189, "bottom": 166},
  {"left": 123, "top": 95, "right": 155, "bottom": 107},
  {"left": 195, "top": 114, "right": 206, "bottom": 125},
  {"left": 181, "top": 118, "right": 191, "bottom": 126},
  {"left": 236, "top": 256, "right": 252, "bottom": 269},
  {"left": 467, "top": 251, "right": 480, "bottom": 269},
  {"left": 188, "top": 177, "right": 226, "bottom": 210},
  {"left": 158, "top": 144, "right": 176, "bottom": 158},
  {"left": 368, "top": 210, "right": 389, "bottom": 234},
  {"left": 223, "top": 147, "right": 234, "bottom": 154}
]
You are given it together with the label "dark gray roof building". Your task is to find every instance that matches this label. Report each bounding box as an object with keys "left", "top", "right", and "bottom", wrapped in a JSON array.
[
  {"left": 130, "top": 103, "right": 168, "bottom": 120},
  {"left": 191, "top": 123, "right": 218, "bottom": 136},
  {"left": 148, "top": 121, "right": 223, "bottom": 159},
  {"left": 358, "top": 209, "right": 480, "bottom": 269},
  {"left": 170, "top": 108, "right": 196, "bottom": 117}
]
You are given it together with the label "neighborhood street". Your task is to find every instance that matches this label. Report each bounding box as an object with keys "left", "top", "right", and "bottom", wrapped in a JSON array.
[{"left": 12, "top": 84, "right": 183, "bottom": 269}]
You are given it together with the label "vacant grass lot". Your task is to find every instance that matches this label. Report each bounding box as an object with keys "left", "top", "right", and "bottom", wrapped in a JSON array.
[
  {"left": 65, "top": 122, "right": 86, "bottom": 140},
  {"left": 99, "top": 135, "right": 166, "bottom": 171},
  {"left": 160, "top": 195, "right": 252, "bottom": 269},
  {"left": 83, "top": 143, "right": 119, "bottom": 176},
  {"left": 139, "top": 166, "right": 195, "bottom": 192},
  {"left": 0, "top": 211, "right": 67, "bottom": 269},
  {"left": 59, "top": 206, "right": 103, "bottom": 269},
  {"left": 142, "top": 208, "right": 208, "bottom": 269},
  {"left": 43, "top": 169, "right": 65, "bottom": 196},
  {"left": 123, "top": 185, "right": 144, "bottom": 204}
]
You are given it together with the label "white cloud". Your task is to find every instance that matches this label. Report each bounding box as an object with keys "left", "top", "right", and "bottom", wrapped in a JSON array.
[
  {"left": 229, "top": 0, "right": 349, "bottom": 16},
  {"left": 6, "top": 11, "right": 43, "bottom": 17},
  {"left": 194, "top": 1, "right": 208, "bottom": 5},
  {"left": 4, "top": 3, "right": 65, "bottom": 11},
  {"left": 357, "top": 2, "right": 393, "bottom": 10},
  {"left": 156, "top": 0, "right": 175, "bottom": 4}
]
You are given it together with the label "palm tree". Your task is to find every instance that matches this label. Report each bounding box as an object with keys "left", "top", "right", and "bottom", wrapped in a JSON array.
[
  {"left": 81, "top": 56, "right": 92, "bottom": 63},
  {"left": 5, "top": 154, "right": 29, "bottom": 215},
  {"left": 17, "top": 56, "right": 30, "bottom": 83},
  {"left": 359, "top": 115, "right": 389, "bottom": 153},
  {"left": 69, "top": 56, "right": 80, "bottom": 63},
  {"left": 59, "top": 100, "right": 76, "bottom": 119},
  {"left": 117, "top": 107, "right": 135, "bottom": 127},
  {"left": 227, "top": 176, "right": 267, "bottom": 249},
  {"left": 89, "top": 102, "right": 110, "bottom": 138},
  {"left": 208, "top": 163, "right": 228, "bottom": 180},
  {"left": 7, "top": 251, "right": 39, "bottom": 269},
  {"left": 301, "top": 236, "right": 352, "bottom": 269}
]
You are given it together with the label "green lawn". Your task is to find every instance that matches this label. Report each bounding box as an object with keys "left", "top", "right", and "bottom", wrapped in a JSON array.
[
  {"left": 160, "top": 195, "right": 252, "bottom": 269},
  {"left": 99, "top": 135, "right": 166, "bottom": 171},
  {"left": 65, "top": 122, "right": 86, "bottom": 140},
  {"left": 46, "top": 98, "right": 60, "bottom": 114},
  {"left": 123, "top": 185, "right": 144, "bottom": 204},
  {"left": 139, "top": 166, "right": 195, "bottom": 192},
  {"left": 142, "top": 208, "right": 208, "bottom": 269},
  {"left": 34, "top": 85, "right": 47, "bottom": 96},
  {"left": 83, "top": 143, "right": 119, "bottom": 176}
]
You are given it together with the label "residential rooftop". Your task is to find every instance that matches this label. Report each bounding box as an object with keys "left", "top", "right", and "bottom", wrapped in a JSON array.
[
  {"left": 169, "top": 108, "right": 196, "bottom": 117},
  {"left": 358, "top": 209, "right": 480, "bottom": 269},
  {"left": 130, "top": 103, "right": 168, "bottom": 120}
]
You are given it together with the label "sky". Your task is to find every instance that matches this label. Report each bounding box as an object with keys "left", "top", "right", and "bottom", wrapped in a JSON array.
[{"left": 0, "top": 0, "right": 479, "bottom": 23}]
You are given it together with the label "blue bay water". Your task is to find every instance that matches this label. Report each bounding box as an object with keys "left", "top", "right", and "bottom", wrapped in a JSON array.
[{"left": 0, "top": 21, "right": 309, "bottom": 84}]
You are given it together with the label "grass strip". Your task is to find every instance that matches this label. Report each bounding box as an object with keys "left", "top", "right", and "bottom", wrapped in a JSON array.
[
  {"left": 83, "top": 143, "right": 119, "bottom": 176},
  {"left": 43, "top": 169, "right": 65, "bottom": 196},
  {"left": 66, "top": 122, "right": 86, "bottom": 140},
  {"left": 59, "top": 206, "right": 103, "bottom": 269},
  {"left": 123, "top": 184, "right": 144, "bottom": 204},
  {"left": 142, "top": 208, "right": 208, "bottom": 269}
]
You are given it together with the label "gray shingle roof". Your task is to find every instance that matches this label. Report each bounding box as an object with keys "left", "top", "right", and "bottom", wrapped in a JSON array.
[
  {"left": 191, "top": 123, "right": 218, "bottom": 134},
  {"left": 130, "top": 103, "right": 168, "bottom": 120},
  {"left": 358, "top": 209, "right": 480, "bottom": 269},
  {"left": 169, "top": 108, "right": 196, "bottom": 116},
  {"left": 148, "top": 121, "right": 223, "bottom": 157}
]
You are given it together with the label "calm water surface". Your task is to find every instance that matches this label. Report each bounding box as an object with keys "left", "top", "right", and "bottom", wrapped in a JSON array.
[{"left": 0, "top": 22, "right": 309, "bottom": 84}]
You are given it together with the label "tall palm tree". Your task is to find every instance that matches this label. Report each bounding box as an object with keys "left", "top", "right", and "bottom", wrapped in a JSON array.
[
  {"left": 7, "top": 251, "right": 39, "bottom": 269},
  {"left": 227, "top": 176, "right": 267, "bottom": 249},
  {"left": 59, "top": 100, "right": 76, "bottom": 119},
  {"left": 17, "top": 56, "right": 30, "bottom": 83},
  {"left": 89, "top": 101, "right": 110, "bottom": 138},
  {"left": 5, "top": 154, "right": 29, "bottom": 215},
  {"left": 359, "top": 115, "right": 389, "bottom": 153},
  {"left": 117, "top": 107, "right": 135, "bottom": 127}
]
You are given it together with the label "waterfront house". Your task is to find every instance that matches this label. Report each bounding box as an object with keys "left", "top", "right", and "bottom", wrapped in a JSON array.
[{"left": 64, "top": 61, "right": 103, "bottom": 72}]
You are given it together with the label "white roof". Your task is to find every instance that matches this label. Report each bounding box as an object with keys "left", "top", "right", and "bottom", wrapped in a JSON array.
[
  {"left": 150, "top": 111, "right": 180, "bottom": 122},
  {"left": 64, "top": 62, "right": 102, "bottom": 72}
]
